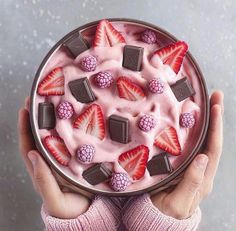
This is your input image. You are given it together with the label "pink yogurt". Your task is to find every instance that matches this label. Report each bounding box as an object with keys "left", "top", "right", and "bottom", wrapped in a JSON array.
[{"left": 33, "top": 22, "right": 206, "bottom": 193}]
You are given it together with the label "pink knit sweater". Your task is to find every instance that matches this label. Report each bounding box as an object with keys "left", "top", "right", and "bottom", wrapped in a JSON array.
[{"left": 41, "top": 194, "right": 201, "bottom": 231}]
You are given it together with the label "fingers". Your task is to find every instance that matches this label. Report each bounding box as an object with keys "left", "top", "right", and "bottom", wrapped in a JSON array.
[
  {"left": 167, "top": 154, "right": 208, "bottom": 218},
  {"left": 201, "top": 105, "right": 223, "bottom": 197},
  {"left": 204, "top": 104, "right": 223, "bottom": 159},
  {"left": 203, "top": 90, "right": 223, "bottom": 181},
  {"left": 24, "top": 96, "right": 30, "bottom": 112},
  {"left": 195, "top": 91, "right": 223, "bottom": 201},
  {"left": 18, "top": 108, "right": 35, "bottom": 153},
  {"left": 210, "top": 90, "right": 224, "bottom": 112},
  {"left": 18, "top": 108, "right": 36, "bottom": 180},
  {"left": 28, "top": 151, "right": 64, "bottom": 214}
]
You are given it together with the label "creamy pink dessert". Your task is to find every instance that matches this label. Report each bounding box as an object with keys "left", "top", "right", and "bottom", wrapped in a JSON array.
[{"left": 33, "top": 19, "right": 206, "bottom": 193}]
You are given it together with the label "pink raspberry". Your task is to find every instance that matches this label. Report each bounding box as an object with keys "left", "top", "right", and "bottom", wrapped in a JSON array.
[
  {"left": 56, "top": 101, "right": 74, "bottom": 119},
  {"left": 110, "top": 173, "right": 130, "bottom": 192},
  {"left": 80, "top": 55, "right": 97, "bottom": 72},
  {"left": 139, "top": 114, "right": 156, "bottom": 132},
  {"left": 180, "top": 113, "right": 195, "bottom": 128},
  {"left": 77, "top": 144, "right": 95, "bottom": 163},
  {"left": 148, "top": 78, "right": 164, "bottom": 94},
  {"left": 141, "top": 29, "right": 157, "bottom": 44},
  {"left": 94, "top": 71, "right": 114, "bottom": 88}
]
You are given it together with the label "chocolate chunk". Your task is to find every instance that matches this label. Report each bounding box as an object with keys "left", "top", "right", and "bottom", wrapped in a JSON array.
[
  {"left": 82, "top": 163, "right": 112, "bottom": 185},
  {"left": 122, "top": 45, "right": 144, "bottom": 71},
  {"left": 64, "top": 32, "right": 89, "bottom": 58},
  {"left": 38, "top": 102, "right": 56, "bottom": 129},
  {"left": 147, "top": 153, "right": 173, "bottom": 176},
  {"left": 170, "top": 77, "right": 196, "bottom": 102},
  {"left": 109, "top": 115, "right": 129, "bottom": 144},
  {"left": 69, "top": 77, "right": 96, "bottom": 103}
]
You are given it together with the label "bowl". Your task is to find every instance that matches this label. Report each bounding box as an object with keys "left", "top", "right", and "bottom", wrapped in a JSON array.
[{"left": 30, "top": 18, "right": 209, "bottom": 197}]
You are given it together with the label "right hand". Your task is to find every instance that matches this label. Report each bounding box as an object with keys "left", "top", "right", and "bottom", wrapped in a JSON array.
[
  {"left": 18, "top": 98, "right": 91, "bottom": 219},
  {"left": 151, "top": 91, "right": 224, "bottom": 220}
]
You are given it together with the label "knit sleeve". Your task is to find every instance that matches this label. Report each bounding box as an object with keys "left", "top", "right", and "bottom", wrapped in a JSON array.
[
  {"left": 122, "top": 194, "right": 201, "bottom": 231},
  {"left": 41, "top": 195, "right": 121, "bottom": 231}
]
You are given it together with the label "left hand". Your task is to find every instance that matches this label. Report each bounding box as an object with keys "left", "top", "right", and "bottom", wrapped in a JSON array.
[{"left": 18, "top": 97, "right": 91, "bottom": 219}]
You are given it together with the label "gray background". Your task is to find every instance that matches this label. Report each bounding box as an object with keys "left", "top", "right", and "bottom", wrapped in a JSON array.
[{"left": 0, "top": 0, "right": 235, "bottom": 230}]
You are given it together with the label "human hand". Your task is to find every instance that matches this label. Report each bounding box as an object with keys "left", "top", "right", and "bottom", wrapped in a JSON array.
[
  {"left": 18, "top": 98, "right": 91, "bottom": 219},
  {"left": 151, "top": 91, "right": 223, "bottom": 219}
]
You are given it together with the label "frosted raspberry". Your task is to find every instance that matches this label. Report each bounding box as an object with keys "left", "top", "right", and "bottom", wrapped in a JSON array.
[
  {"left": 110, "top": 173, "right": 130, "bottom": 192},
  {"left": 56, "top": 101, "right": 74, "bottom": 119},
  {"left": 139, "top": 114, "right": 156, "bottom": 132},
  {"left": 77, "top": 144, "right": 95, "bottom": 163},
  {"left": 141, "top": 29, "right": 157, "bottom": 44},
  {"left": 80, "top": 55, "right": 97, "bottom": 72},
  {"left": 148, "top": 78, "right": 164, "bottom": 94},
  {"left": 94, "top": 71, "right": 114, "bottom": 88},
  {"left": 180, "top": 113, "right": 195, "bottom": 128}
]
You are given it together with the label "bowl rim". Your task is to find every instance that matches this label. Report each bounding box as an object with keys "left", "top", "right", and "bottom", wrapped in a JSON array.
[{"left": 30, "top": 18, "right": 210, "bottom": 197}]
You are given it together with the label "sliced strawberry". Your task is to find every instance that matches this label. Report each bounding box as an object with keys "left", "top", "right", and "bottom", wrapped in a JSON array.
[
  {"left": 154, "top": 127, "right": 181, "bottom": 156},
  {"left": 118, "top": 145, "right": 149, "bottom": 180},
  {"left": 44, "top": 136, "right": 71, "bottom": 166},
  {"left": 37, "top": 67, "right": 64, "bottom": 96},
  {"left": 153, "top": 41, "right": 188, "bottom": 74},
  {"left": 73, "top": 104, "right": 105, "bottom": 140},
  {"left": 117, "top": 76, "right": 145, "bottom": 101},
  {"left": 93, "top": 19, "right": 125, "bottom": 47}
]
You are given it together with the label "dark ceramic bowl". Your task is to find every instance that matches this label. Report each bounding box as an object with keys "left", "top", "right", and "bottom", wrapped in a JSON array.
[{"left": 30, "top": 18, "right": 209, "bottom": 197}]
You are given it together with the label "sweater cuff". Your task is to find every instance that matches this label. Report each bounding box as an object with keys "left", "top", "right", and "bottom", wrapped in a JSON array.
[
  {"left": 41, "top": 195, "right": 121, "bottom": 231},
  {"left": 122, "top": 194, "right": 201, "bottom": 231}
]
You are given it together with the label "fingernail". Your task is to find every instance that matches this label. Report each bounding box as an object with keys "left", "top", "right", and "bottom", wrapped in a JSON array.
[
  {"left": 28, "top": 151, "right": 38, "bottom": 167},
  {"left": 195, "top": 155, "right": 208, "bottom": 170}
]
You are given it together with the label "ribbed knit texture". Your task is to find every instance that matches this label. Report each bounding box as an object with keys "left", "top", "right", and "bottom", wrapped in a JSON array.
[
  {"left": 41, "top": 195, "right": 121, "bottom": 231},
  {"left": 41, "top": 194, "right": 201, "bottom": 231},
  {"left": 122, "top": 194, "right": 201, "bottom": 231}
]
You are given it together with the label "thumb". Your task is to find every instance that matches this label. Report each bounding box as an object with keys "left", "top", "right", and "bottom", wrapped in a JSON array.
[
  {"left": 169, "top": 154, "right": 208, "bottom": 216},
  {"left": 28, "top": 151, "right": 64, "bottom": 212}
]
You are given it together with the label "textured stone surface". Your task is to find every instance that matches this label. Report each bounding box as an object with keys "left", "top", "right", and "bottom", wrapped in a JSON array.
[{"left": 0, "top": 0, "right": 235, "bottom": 230}]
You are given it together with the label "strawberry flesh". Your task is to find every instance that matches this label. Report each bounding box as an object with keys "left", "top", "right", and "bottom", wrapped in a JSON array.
[
  {"left": 117, "top": 76, "right": 145, "bottom": 101},
  {"left": 37, "top": 67, "right": 64, "bottom": 96},
  {"left": 118, "top": 145, "right": 149, "bottom": 180},
  {"left": 153, "top": 41, "right": 188, "bottom": 74},
  {"left": 93, "top": 19, "right": 125, "bottom": 47},
  {"left": 154, "top": 127, "right": 181, "bottom": 156},
  {"left": 44, "top": 136, "right": 71, "bottom": 166},
  {"left": 73, "top": 104, "right": 105, "bottom": 140}
]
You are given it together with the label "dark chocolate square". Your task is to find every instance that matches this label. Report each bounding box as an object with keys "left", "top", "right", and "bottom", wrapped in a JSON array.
[
  {"left": 109, "top": 115, "right": 129, "bottom": 144},
  {"left": 38, "top": 102, "right": 56, "bottom": 129},
  {"left": 122, "top": 45, "right": 144, "bottom": 71},
  {"left": 68, "top": 77, "right": 96, "bottom": 103},
  {"left": 82, "top": 163, "right": 112, "bottom": 185},
  {"left": 64, "top": 31, "right": 89, "bottom": 58},
  {"left": 147, "top": 153, "right": 173, "bottom": 176},
  {"left": 170, "top": 77, "right": 195, "bottom": 102}
]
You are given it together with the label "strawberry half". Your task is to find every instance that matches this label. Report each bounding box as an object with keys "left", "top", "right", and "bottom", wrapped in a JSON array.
[
  {"left": 73, "top": 104, "right": 105, "bottom": 140},
  {"left": 153, "top": 41, "right": 188, "bottom": 74},
  {"left": 93, "top": 19, "right": 125, "bottom": 47},
  {"left": 37, "top": 67, "right": 64, "bottom": 96},
  {"left": 44, "top": 136, "right": 71, "bottom": 166},
  {"left": 117, "top": 76, "right": 145, "bottom": 101},
  {"left": 118, "top": 145, "right": 149, "bottom": 181},
  {"left": 154, "top": 127, "right": 181, "bottom": 156}
]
